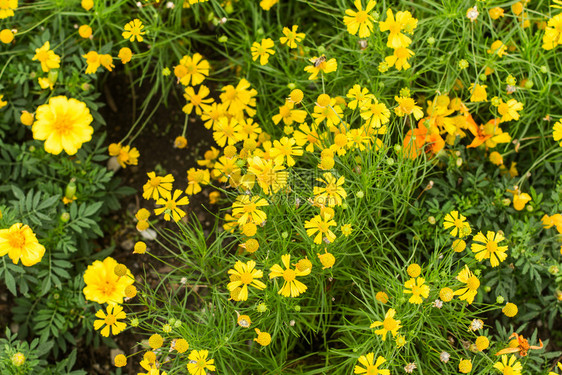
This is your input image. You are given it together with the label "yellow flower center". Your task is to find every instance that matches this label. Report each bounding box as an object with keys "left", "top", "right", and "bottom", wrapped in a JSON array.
[
  {"left": 197, "top": 359, "right": 206, "bottom": 369},
  {"left": 453, "top": 218, "right": 464, "bottom": 229},
  {"left": 8, "top": 231, "right": 26, "bottom": 250},
  {"left": 486, "top": 240, "right": 498, "bottom": 253},
  {"left": 355, "top": 11, "right": 368, "bottom": 23},
  {"left": 383, "top": 317, "right": 397, "bottom": 331},
  {"left": 395, "top": 47, "right": 409, "bottom": 58},
  {"left": 389, "top": 22, "right": 401, "bottom": 34},
  {"left": 54, "top": 114, "right": 75, "bottom": 135},
  {"left": 411, "top": 284, "right": 421, "bottom": 295},
  {"left": 367, "top": 366, "right": 379, "bottom": 375},
  {"left": 150, "top": 177, "right": 161, "bottom": 187},
  {"left": 399, "top": 98, "right": 415, "bottom": 114},
  {"left": 466, "top": 276, "right": 480, "bottom": 290},
  {"left": 165, "top": 201, "right": 177, "bottom": 210},
  {"left": 239, "top": 271, "right": 253, "bottom": 285},
  {"left": 244, "top": 202, "right": 256, "bottom": 213},
  {"left": 104, "top": 314, "right": 116, "bottom": 326},
  {"left": 503, "top": 366, "right": 514, "bottom": 375},
  {"left": 102, "top": 281, "right": 116, "bottom": 296},
  {"left": 279, "top": 106, "right": 291, "bottom": 117},
  {"left": 283, "top": 268, "right": 296, "bottom": 282},
  {"left": 191, "top": 94, "right": 202, "bottom": 106},
  {"left": 35, "top": 50, "right": 50, "bottom": 62}
]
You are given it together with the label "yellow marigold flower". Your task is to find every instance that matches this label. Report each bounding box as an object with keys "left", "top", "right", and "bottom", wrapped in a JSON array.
[
  {"left": 251, "top": 38, "right": 275, "bottom": 65},
  {"left": 1, "top": 29, "right": 14, "bottom": 43},
  {"left": 343, "top": 0, "right": 377, "bottom": 38},
  {"left": 459, "top": 359, "right": 472, "bottom": 373},
  {"left": 471, "top": 231, "right": 508, "bottom": 267},
  {"left": 183, "top": 85, "right": 214, "bottom": 115},
  {"left": 174, "top": 338, "right": 189, "bottom": 353},
  {"left": 227, "top": 260, "right": 266, "bottom": 301},
  {"left": 394, "top": 96, "right": 424, "bottom": 120},
  {"left": 187, "top": 350, "right": 215, "bottom": 375},
  {"left": 0, "top": 223, "right": 45, "bottom": 266},
  {"left": 115, "top": 144, "right": 139, "bottom": 168},
  {"left": 237, "top": 314, "right": 251, "bottom": 328},
  {"left": 269, "top": 254, "right": 310, "bottom": 297},
  {"left": 32, "top": 96, "right": 93, "bottom": 155},
  {"left": 469, "top": 83, "right": 487, "bottom": 102},
  {"left": 122, "top": 19, "right": 145, "bottom": 42},
  {"left": 452, "top": 239, "right": 466, "bottom": 253},
  {"left": 154, "top": 189, "right": 190, "bottom": 222},
  {"left": 488, "top": 40, "right": 507, "bottom": 57},
  {"left": 186, "top": 168, "right": 210, "bottom": 195},
  {"left": 497, "top": 99, "right": 523, "bottom": 122},
  {"left": 20, "top": 110, "right": 34, "bottom": 125},
  {"left": 94, "top": 304, "right": 127, "bottom": 337},
  {"left": 280, "top": 25, "right": 305, "bottom": 48},
  {"left": 0, "top": 0, "right": 17, "bottom": 19},
  {"left": 304, "top": 212, "right": 337, "bottom": 244},
  {"left": 454, "top": 265, "right": 480, "bottom": 304},
  {"left": 440, "top": 287, "right": 454, "bottom": 302},
  {"left": 260, "top": 0, "right": 278, "bottom": 11},
  {"left": 379, "top": 9, "right": 418, "bottom": 49},
  {"left": 370, "top": 308, "right": 401, "bottom": 340},
  {"left": 502, "top": 302, "right": 518, "bottom": 317},
  {"left": 304, "top": 55, "right": 337, "bottom": 80},
  {"left": 354, "top": 353, "right": 390, "bottom": 375},
  {"left": 83, "top": 257, "right": 134, "bottom": 304},
  {"left": 254, "top": 328, "right": 271, "bottom": 346},
  {"left": 32, "top": 41, "right": 60, "bottom": 72},
  {"left": 81, "top": 0, "right": 93, "bottom": 11},
  {"left": 143, "top": 172, "right": 174, "bottom": 201},
  {"left": 148, "top": 334, "right": 163, "bottom": 349},
  {"left": 407, "top": 263, "right": 421, "bottom": 278},
  {"left": 375, "top": 291, "right": 389, "bottom": 303},
  {"left": 385, "top": 47, "right": 415, "bottom": 71},
  {"left": 313, "top": 172, "right": 346, "bottom": 207},
  {"left": 403, "top": 277, "right": 430, "bottom": 304},
  {"left": 512, "top": 192, "right": 531, "bottom": 211},
  {"left": 114, "top": 354, "right": 127, "bottom": 367},
  {"left": 78, "top": 25, "right": 92, "bottom": 38},
  {"left": 118, "top": 47, "right": 132, "bottom": 64},
  {"left": 494, "top": 355, "right": 522, "bottom": 375},
  {"left": 489, "top": 7, "right": 505, "bottom": 20},
  {"left": 476, "top": 336, "right": 489, "bottom": 351},
  {"left": 443, "top": 210, "right": 472, "bottom": 238},
  {"left": 317, "top": 249, "right": 335, "bottom": 269}
]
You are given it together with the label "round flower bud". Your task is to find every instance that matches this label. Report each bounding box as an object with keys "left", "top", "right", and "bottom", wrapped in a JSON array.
[
  {"left": 289, "top": 89, "right": 303, "bottom": 104},
  {"left": 242, "top": 223, "right": 257, "bottom": 237},
  {"left": 376, "top": 291, "right": 389, "bottom": 304},
  {"left": 148, "top": 334, "right": 164, "bottom": 349},
  {"left": 78, "top": 25, "right": 92, "bottom": 38},
  {"left": 11, "top": 352, "right": 25, "bottom": 367},
  {"left": 452, "top": 239, "right": 466, "bottom": 253},
  {"left": 224, "top": 145, "right": 237, "bottom": 158},
  {"left": 237, "top": 314, "right": 251, "bottom": 328},
  {"left": 114, "top": 264, "right": 128, "bottom": 277},
  {"left": 133, "top": 241, "right": 147, "bottom": 254},
  {"left": 174, "top": 136, "right": 187, "bottom": 149},
  {"left": 244, "top": 238, "right": 259, "bottom": 253},
  {"left": 0, "top": 29, "right": 14, "bottom": 44},
  {"left": 136, "top": 220, "right": 149, "bottom": 231},
  {"left": 475, "top": 336, "right": 489, "bottom": 351},
  {"left": 256, "top": 303, "right": 268, "bottom": 313},
  {"left": 296, "top": 258, "right": 312, "bottom": 272},
  {"left": 162, "top": 324, "right": 171, "bottom": 333},
  {"left": 459, "top": 359, "right": 472, "bottom": 373},
  {"left": 114, "top": 354, "right": 127, "bottom": 367},
  {"left": 428, "top": 216, "right": 436, "bottom": 224},
  {"left": 317, "top": 250, "right": 335, "bottom": 269},
  {"left": 496, "top": 295, "right": 505, "bottom": 304},
  {"left": 20, "top": 111, "right": 34, "bottom": 126},
  {"left": 81, "top": 0, "right": 94, "bottom": 10},
  {"left": 254, "top": 329, "right": 271, "bottom": 346},
  {"left": 502, "top": 303, "right": 518, "bottom": 317},
  {"left": 407, "top": 263, "right": 421, "bottom": 278},
  {"left": 356, "top": 191, "right": 364, "bottom": 199},
  {"left": 175, "top": 338, "right": 189, "bottom": 353},
  {"left": 218, "top": 35, "right": 228, "bottom": 43},
  {"left": 440, "top": 287, "right": 454, "bottom": 302},
  {"left": 125, "top": 285, "right": 137, "bottom": 298},
  {"left": 427, "top": 36, "right": 436, "bottom": 45}
]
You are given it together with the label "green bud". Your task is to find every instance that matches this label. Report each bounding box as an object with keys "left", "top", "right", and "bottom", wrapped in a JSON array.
[
  {"left": 256, "top": 28, "right": 264, "bottom": 36},
  {"left": 287, "top": 83, "right": 296, "bottom": 90},
  {"left": 484, "top": 286, "right": 491, "bottom": 293},
  {"left": 174, "top": 319, "right": 182, "bottom": 328},
  {"left": 294, "top": 305, "right": 301, "bottom": 312},
  {"left": 317, "top": 46, "right": 326, "bottom": 54},
  {"left": 428, "top": 216, "right": 436, "bottom": 225},
  {"left": 496, "top": 295, "right": 505, "bottom": 304},
  {"left": 524, "top": 80, "right": 534, "bottom": 89},
  {"left": 218, "top": 35, "right": 228, "bottom": 43},
  {"left": 65, "top": 178, "right": 77, "bottom": 200},
  {"left": 256, "top": 303, "right": 268, "bottom": 313},
  {"left": 60, "top": 212, "right": 70, "bottom": 222},
  {"left": 130, "top": 318, "right": 139, "bottom": 327},
  {"left": 48, "top": 69, "right": 58, "bottom": 83},
  {"left": 548, "top": 265, "right": 559, "bottom": 275},
  {"left": 11, "top": 353, "right": 25, "bottom": 367},
  {"left": 427, "top": 36, "right": 436, "bottom": 45},
  {"left": 281, "top": 231, "right": 289, "bottom": 239},
  {"left": 356, "top": 191, "right": 364, "bottom": 199},
  {"left": 540, "top": 65, "right": 548, "bottom": 74},
  {"left": 341, "top": 203, "right": 348, "bottom": 210},
  {"left": 479, "top": 74, "right": 487, "bottom": 82},
  {"left": 386, "top": 157, "right": 394, "bottom": 166}
]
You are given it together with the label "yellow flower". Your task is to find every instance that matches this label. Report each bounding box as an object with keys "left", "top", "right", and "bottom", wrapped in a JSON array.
[
  {"left": 553, "top": 120, "right": 562, "bottom": 147},
  {"left": 83, "top": 51, "right": 101, "bottom": 74},
  {"left": 452, "top": 239, "right": 466, "bottom": 253},
  {"left": 122, "top": 19, "right": 145, "bottom": 42},
  {"left": 469, "top": 83, "right": 488, "bottom": 102},
  {"left": 227, "top": 260, "right": 266, "bottom": 301},
  {"left": 502, "top": 302, "right": 518, "bottom": 317},
  {"left": 259, "top": 0, "right": 278, "bottom": 11},
  {"left": 354, "top": 353, "right": 390, "bottom": 375},
  {"left": 280, "top": 25, "right": 305, "bottom": 48},
  {"left": 459, "top": 359, "right": 472, "bottom": 373},
  {"left": 20, "top": 111, "right": 34, "bottom": 125},
  {"left": 489, "top": 7, "right": 505, "bottom": 20},
  {"left": 83, "top": 257, "right": 134, "bottom": 305},
  {"left": 186, "top": 168, "right": 210, "bottom": 195},
  {"left": 343, "top": 0, "right": 377, "bottom": 38},
  {"left": 231, "top": 195, "right": 269, "bottom": 226},
  {"left": 313, "top": 172, "right": 347, "bottom": 207},
  {"left": 175, "top": 53, "right": 211, "bottom": 87},
  {"left": 269, "top": 254, "right": 310, "bottom": 297},
  {"left": 187, "top": 350, "right": 215, "bottom": 375},
  {"left": 114, "top": 354, "right": 127, "bottom": 367},
  {"left": 81, "top": 0, "right": 93, "bottom": 11},
  {"left": 304, "top": 212, "right": 337, "bottom": 244},
  {"left": 471, "top": 231, "right": 508, "bottom": 267},
  {"left": 317, "top": 249, "right": 335, "bottom": 269},
  {"left": 174, "top": 338, "right": 189, "bottom": 353},
  {"left": 304, "top": 55, "right": 337, "bottom": 80},
  {"left": 251, "top": 38, "right": 275, "bottom": 65},
  {"left": 154, "top": 189, "right": 190, "bottom": 222},
  {"left": 78, "top": 25, "right": 92, "bottom": 38},
  {"left": 94, "top": 304, "right": 126, "bottom": 337},
  {"left": 254, "top": 328, "right": 272, "bottom": 346},
  {"left": 0, "top": 0, "right": 17, "bottom": 19},
  {"left": 115, "top": 144, "right": 139, "bottom": 168},
  {"left": 443, "top": 210, "right": 472, "bottom": 238},
  {"left": 493, "top": 355, "right": 522, "bottom": 375},
  {"left": 511, "top": 191, "right": 531, "bottom": 211},
  {"left": 118, "top": 48, "right": 132, "bottom": 64},
  {"left": 0, "top": 29, "right": 14, "bottom": 43},
  {"left": 0, "top": 223, "right": 45, "bottom": 266},
  {"left": 403, "top": 277, "right": 430, "bottom": 304},
  {"left": 148, "top": 334, "right": 163, "bottom": 349},
  {"left": 379, "top": 9, "right": 418, "bottom": 49},
  {"left": 385, "top": 47, "right": 415, "bottom": 71},
  {"left": 32, "top": 41, "right": 60, "bottom": 72},
  {"left": 272, "top": 101, "right": 307, "bottom": 126},
  {"left": 133, "top": 241, "right": 147, "bottom": 254},
  {"left": 487, "top": 40, "right": 507, "bottom": 57},
  {"left": 142, "top": 172, "right": 174, "bottom": 201},
  {"left": 100, "top": 54, "right": 114, "bottom": 71},
  {"left": 182, "top": 85, "right": 214, "bottom": 115},
  {"left": 407, "top": 263, "right": 421, "bottom": 278},
  {"left": 453, "top": 265, "right": 480, "bottom": 304},
  {"left": 542, "top": 14, "right": 562, "bottom": 50},
  {"left": 370, "top": 308, "right": 402, "bottom": 340},
  {"left": 375, "top": 291, "right": 388, "bottom": 303},
  {"left": 476, "top": 336, "right": 489, "bottom": 351},
  {"left": 237, "top": 314, "right": 251, "bottom": 328},
  {"left": 32, "top": 96, "right": 93, "bottom": 155},
  {"left": 497, "top": 99, "right": 523, "bottom": 122},
  {"left": 270, "top": 137, "right": 303, "bottom": 167},
  {"left": 341, "top": 224, "right": 353, "bottom": 236},
  {"left": 394, "top": 96, "right": 424, "bottom": 120},
  {"left": 440, "top": 287, "right": 454, "bottom": 302}
]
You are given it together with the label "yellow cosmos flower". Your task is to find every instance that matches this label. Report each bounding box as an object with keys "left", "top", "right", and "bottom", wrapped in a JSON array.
[
  {"left": 269, "top": 254, "right": 310, "bottom": 297},
  {"left": 142, "top": 172, "right": 174, "bottom": 201},
  {"left": 0, "top": 223, "right": 45, "bottom": 266},
  {"left": 304, "top": 212, "right": 337, "bottom": 244},
  {"left": 443, "top": 210, "right": 472, "bottom": 238},
  {"left": 93, "top": 304, "right": 126, "bottom": 337},
  {"left": 354, "top": 353, "right": 390, "bottom": 375},
  {"left": 122, "top": 19, "right": 145, "bottom": 42},
  {"left": 343, "top": 0, "right": 377, "bottom": 38},
  {"left": 279, "top": 25, "right": 305, "bottom": 48},
  {"left": 187, "top": 350, "right": 215, "bottom": 375},
  {"left": 32, "top": 96, "right": 93, "bottom": 155},
  {"left": 454, "top": 265, "right": 480, "bottom": 304},
  {"left": 186, "top": 168, "right": 210, "bottom": 195},
  {"left": 231, "top": 195, "right": 269, "bottom": 226},
  {"left": 403, "top": 277, "right": 430, "bottom": 304},
  {"left": 493, "top": 355, "right": 522, "bottom": 375},
  {"left": 83, "top": 257, "right": 134, "bottom": 305},
  {"left": 304, "top": 55, "right": 337, "bottom": 80},
  {"left": 471, "top": 231, "right": 508, "bottom": 267},
  {"left": 251, "top": 38, "right": 275, "bottom": 65},
  {"left": 379, "top": 9, "right": 418, "bottom": 49},
  {"left": 154, "top": 189, "right": 190, "bottom": 222},
  {"left": 175, "top": 53, "right": 210, "bottom": 86},
  {"left": 32, "top": 41, "right": 60, "bottom": 72},
  {"left": 370, "top": 308, "right": 402, "bottom": 340}
]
